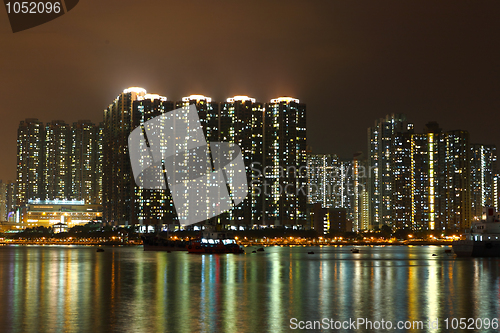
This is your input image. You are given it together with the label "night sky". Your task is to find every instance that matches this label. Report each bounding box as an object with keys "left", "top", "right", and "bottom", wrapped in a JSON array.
[{"left": 1, "top": 1, "right": 500, "bottom": 181}]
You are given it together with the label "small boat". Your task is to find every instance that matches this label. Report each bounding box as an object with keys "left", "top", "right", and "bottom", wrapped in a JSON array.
[
  {"left": 308, "top": 251, "right": 314, "bottom": 254},
  {"left": 453, "top": 207, "right": 500, "bottom": 257},
  {"left": 351, "top": 248, "right": 360, "bottom": 253},
  {"left": 96, "top": 248, "right": 104, "bottom": 252},
  {"left": 257, "top": 247, "right": 265, "bottom": 252},
  {"left": 187, "top": 230, "right": 244, "bottom": 254}
]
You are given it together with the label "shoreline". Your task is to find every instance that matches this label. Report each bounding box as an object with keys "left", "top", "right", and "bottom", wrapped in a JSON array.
[
  {"left": 240, "top": 241, "right": 453, "bottom": 246},
  {"left": 0, "top": 240, "right": 454, "bottom": 247}
]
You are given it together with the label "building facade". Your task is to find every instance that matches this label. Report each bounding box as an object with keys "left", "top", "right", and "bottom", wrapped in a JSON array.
[
  {"left": 307, "top": 154, "right": 367, "bottom": 231},
  {"left": 16, "top": 118, "right": 44, "bottom": 206},
  {"left": 43, "top": 120, "right": 71, "bottom": 200},
  {"left": 102, "top": 87, "right": 146, "bottom": 225},
  {"left": 367, "top": 114, "right": 413, "bottom": 229},
  {"left": 131, "top": 94, "right": 176, "bottom": 226},
  {"left": 17, "top": 118, "right": 102, "bottom": 207},
  {"left": 263, "top": 97, "right": 307, "bottom": 227},
  {"left": 219, "top": 96, "right": 264, "bottom": 226},
  {"left": 470, "top": 144, "right": 497, "bottom": 220},
  {"left": 390, "top": 122, "right": 474, "bottom": 231},
  {"left": 0, "top": 181, "right": 7, "bottom": 221},
  {"left": 71, "top": 120, "right": 103, "bottom": 204},
  {"left": 21, "top": 199, "right": 102, "bottom": 228}
]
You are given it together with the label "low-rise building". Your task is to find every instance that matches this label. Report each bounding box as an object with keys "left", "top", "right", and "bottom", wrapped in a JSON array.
[{"left": 20, "top": 199, "right": 102, "bottom": 228}]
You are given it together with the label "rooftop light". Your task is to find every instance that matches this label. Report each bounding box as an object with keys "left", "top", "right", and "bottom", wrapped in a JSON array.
[
  {"left": 182, "top": 94, "right": 212, "bottom": 102},
  {"left": 227, "top": 96, "right": 256, "bottom": 103},
  {"left": 270, "top": 97, "right": 299, "bottom": 103},
  {"left": 123, "top": 87, "right": 147, "bottom": 95},
  {"left": 138, "top": 93, "right": 167, "bottom": 101}
]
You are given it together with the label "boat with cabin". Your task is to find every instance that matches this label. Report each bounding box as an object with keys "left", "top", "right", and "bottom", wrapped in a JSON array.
[
  {"left": 187, "top": 230, "right": 244, "bottom": 254},
  {"left": 452, "top": 207, "right": 500, "bottom": 257}
]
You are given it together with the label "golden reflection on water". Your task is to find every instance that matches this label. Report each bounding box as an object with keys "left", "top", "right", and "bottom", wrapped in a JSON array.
[{"left": 0, "top": 246, "right": 499, "bottom": 332}]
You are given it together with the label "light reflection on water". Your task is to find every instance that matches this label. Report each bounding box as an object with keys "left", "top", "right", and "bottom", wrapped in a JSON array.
[{"left": 0, "top": 245, "right": 499, "bottom": 332}]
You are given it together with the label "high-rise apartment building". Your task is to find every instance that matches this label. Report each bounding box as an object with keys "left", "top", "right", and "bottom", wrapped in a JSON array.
[
  {"left": 263, "top": 97, "right": 307, "bottom": 226},
  {"left": 17, "top": 118, "right": 102, "bottom": 209},
  {"left": 176, "top": 95, "right": 219, "bottom": 142},
  {"left": 390, "top": 123, "right": 473, "bottom": 231},
  {"left": 219, "top": 96, "right": 264, "bottom": 226},
  {"left": 351, "top": 154, "right": 367, "bottom": 231},
  {"left": 307, "top": 154, "right": 340, "bottom": 208},
  {"left": 494, "top": 173, "right": 500, "bottom": 211},
  {"left": 16, "top": 118, "right": 44, "bottom": 206},
  {"left": 360, "top": 189, "right": 370, "bottom": 230},
  {"left": 470, "top": 144, "right": 497, "bottom": 220},
  {"left": 6, "top": 181, "right": 16, "bottom": 220},
  {"left": 131, "top": 94, "right": 176, "bottom": 226},
  {"left": 103, "top": 87, "right": 146, "bottom": 225},
  {"left": 43, "top": 120, "right": 70, "bottom": 200},
  {"left": 307, "top": 154, "right": 366, "bottom": 231},
  {"left": 443, "top": 130, "right": 472, "bottom": 230},
  {"left": 71, "top": 120, "right": 103, "bottom": 204},
  {"left": 367, "top": 114, "right": 414, "bottom": 229},
  {"left": 0, "top": 180, "right": 7, "bottom": 221}
]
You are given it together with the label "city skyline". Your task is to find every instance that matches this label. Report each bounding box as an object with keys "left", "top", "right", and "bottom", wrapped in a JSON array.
[
  {"left": 2, "top": 88, "right": 498, "bottom": 182},
  {"left": 10, "top": 92, "right": 499, "bottom": 232},
  {"left": 1, "top": 1, "right": 500, "bottom": 181}
]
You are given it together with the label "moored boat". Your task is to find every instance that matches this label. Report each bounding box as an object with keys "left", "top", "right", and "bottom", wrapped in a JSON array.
[
  {"left": 187, "top": 231, "right": 244, "bottom": 254},
  {"left": 453, "top": 207, "right": 500, "bottom": 257}
]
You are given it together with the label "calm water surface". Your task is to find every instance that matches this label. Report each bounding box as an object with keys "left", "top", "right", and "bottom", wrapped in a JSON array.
[{"left": 0, "top": 245, "right": 499, "bottom": 332}]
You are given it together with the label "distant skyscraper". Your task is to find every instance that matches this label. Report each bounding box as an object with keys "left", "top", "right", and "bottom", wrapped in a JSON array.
[
  {"left": 17, "top": 117, "right": 103, "bottom": 209},
  {"left": 391, "top": 129, "right": 413, "bottom": 229},
  {"left": 131, "top": 94, "right": 176, "bottom": 226},
  {"left": 6, "top": 181, "right": 16, "bottom": 220},
  {"left": 360, "top": 189, "right": 370, "bottom": 230},
  {"left": 174, "top": 95, "right": 222, "bottom": 227},
  {"left": 352, "top": 154, "right": 367, "bottom": 231},
  {"left": 390, "top": 123, "right": 472, "bottom": 231},
  {"left": 16, "top": 118, "right": 44, "bottom": 206},
  {"left": 264, "top": 97, "right": 307, "bottom": 226},
  {"left": 307, "top": 154, "right": 340, "bottom": 208},
  {"left": 176, "top": 95, "right": 219, "bottom": 142},
  {"left": 443, "top": 130, "right": 472, "bottom": 230},
  {"left": 0, "top": 181, "right": 7, "bottom": 221},
  {"left": 96, "top": 123, "right": 104, "bottom": 204},
  {"left": 71, "top": 120, "right": 103, "bottom": 204},
  {"left": 494, "top": 173, "right": 500, "bottom": 211},
  {"left": 219, "top": 96, "right": 264, "bottom": 226},
  {"left": 43, "top": 120, "right": 70, "bottom": 200},
  {"left": 103, "top": 87, "right": 146, "bottom": 225},
  {"left": 470, "top": 144, "right": 497, "bottom": 220},
  {"left": 368, "top": 114, "right": 414, "bottom": 229},
  {"left": 307, "top": 154, "right": 366, "bottom": 231}
]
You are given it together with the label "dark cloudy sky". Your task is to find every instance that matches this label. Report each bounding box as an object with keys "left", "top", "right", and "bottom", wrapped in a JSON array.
[{"left": 1, "top": 0, "right": 500, "bottom": 181}]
